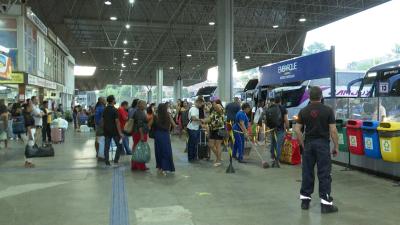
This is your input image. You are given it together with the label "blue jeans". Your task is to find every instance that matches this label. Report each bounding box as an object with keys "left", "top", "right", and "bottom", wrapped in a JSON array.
[
  {"left": 233, "top": 131, "right": 245, "bottom": 161},
  {"left": 270, "top": 130, "right": 285, "bottom": 161},
  {"left": 122, "top": 135, "right": 132, "bottom": 154},
  {"left": 187, "top": 129, "right": 200, "bottom": 161}
]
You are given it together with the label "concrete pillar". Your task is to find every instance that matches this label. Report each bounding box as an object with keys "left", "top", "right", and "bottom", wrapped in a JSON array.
[
  {"left": 174, "top": 78, "right": 183, "bottom": 102},
  {"left": 156, "top": 68, "right": 163, "bottom": 105},
  {"left": 18, "top": 84, "right": 26, "bottom": 102},
  {"left": 217, "top": 0, "right": 234, "bottom": 103},
  {"left": 147, "top": 90, "right": 152, "bottom": 104}
]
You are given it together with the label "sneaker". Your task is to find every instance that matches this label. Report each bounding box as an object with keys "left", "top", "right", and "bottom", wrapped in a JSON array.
[
  {"left": 275, "top": 161, "right": 281, "bottom": 168},
  {"left": 271, "top": 160, "right": 276, "bottom": 168},
  {"left": 301, "top": 200, "right": 311, "bottom": 210},
  {"left": 321, "top": 196, "right": 338, "bottom": 214},
  {"left": 321, "top": 204, "right": 339, "bottom": 214}
]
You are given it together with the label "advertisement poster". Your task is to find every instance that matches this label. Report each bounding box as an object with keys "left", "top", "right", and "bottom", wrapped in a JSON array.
[
  {"left": 0, "top": 52, "right": 12, "bottom": 80},
  {"left": 0, "top": 72, "right": 24, "bottom": 84}
]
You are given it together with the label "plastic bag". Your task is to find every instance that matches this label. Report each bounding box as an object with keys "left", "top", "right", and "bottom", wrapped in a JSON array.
[{"left": 132, "top": 141, "right": 151, "bottom": 163}]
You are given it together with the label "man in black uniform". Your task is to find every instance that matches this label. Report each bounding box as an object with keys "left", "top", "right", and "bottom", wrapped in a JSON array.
[{"left": 294, "top": 86, "right": 339, "bottom": 214}]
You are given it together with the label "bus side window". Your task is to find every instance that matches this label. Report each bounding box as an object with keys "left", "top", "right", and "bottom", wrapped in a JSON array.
[{"left": 390, "top": 80, "right": 400, "bottom": 96}]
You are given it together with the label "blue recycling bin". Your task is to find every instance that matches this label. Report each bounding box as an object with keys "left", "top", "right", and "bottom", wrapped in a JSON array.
[{"left": 361, "top": 121, "right": 381, "bottom": 159}]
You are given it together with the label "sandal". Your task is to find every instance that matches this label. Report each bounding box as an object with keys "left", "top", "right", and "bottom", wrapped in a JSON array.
[{"left": 24, "top": 161, "right": 35, "bottom": 168}]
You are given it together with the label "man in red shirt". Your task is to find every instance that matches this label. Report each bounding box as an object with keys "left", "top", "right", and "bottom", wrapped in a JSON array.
[{"left": 118, "top": 101, "right": 132, "bottom": 155}]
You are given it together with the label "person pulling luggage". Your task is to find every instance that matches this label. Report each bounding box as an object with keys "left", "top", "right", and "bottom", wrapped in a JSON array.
[{"left": 294, "top": 86, "right": 339, "bottom": 214}]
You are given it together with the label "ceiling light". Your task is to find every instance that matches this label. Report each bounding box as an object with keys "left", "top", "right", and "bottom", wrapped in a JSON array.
[
  {"left": 169, "top": 67, "right": 174, "bottom": 70},
  {"left": 114, "top": 57, "right": 117, "bottom": 60},
  {"left": 272, "top": 25, "right": 279, "bottom": 29},
  {"left": 299, "top": 16, "right": 306, "bottom": 22},
  {"left": 245, "top": 55, "right": 251, "bottom": 59},
  {"left": 125, "top": 24, "right": 130, "bottom": 29},
  {"left": 209, "top": 21, "right": 215, "bottom": 26},
  {"left": 133, "top": 58, "right": 138, "bottom": 61},
  {"left": 120, "top": 69, "right": 123, "bottom": 72},
  {"left": 186, "top": 54, "right": 192, "bottom": 57},
  {"left": 74, "top": 66, "right": 96, "bottom": 76},
  {"left": 129, "top": 0, "right": 135, "bottom": 4},
  {"left": 132, "top": 62, "right": 137, "bottom": 65},
  {"left": 124, "top": 52, "right": 130, "bottom": 55},
  {"left": 123, "top": 40, "right": 128, "bottom": 45},
  {"left": 82, "top": 51, "right": 86, "bottom": 54},
  {"left": 104, "top": 1, "right": 112, "bottom": 5},
  {"left": 110, "top": 16, "right": 117, "bottom": 21},
  {"left": 123, "top": 49, "right": 127, "bottom": 52},
  {"left": 197, "top": 64, "right": 200, "bottom": 67},
  {"left": 121, "top": 63, "right": 126, "bottom": 68},
  {"left": 0, "top": 86, "right": 7, "bottom": 91}
]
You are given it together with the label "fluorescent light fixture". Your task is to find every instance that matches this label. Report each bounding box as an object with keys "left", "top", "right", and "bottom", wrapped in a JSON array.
[
  {"left": 245, "top": 55, "right": 251, "bottom": 59},
  {"left": 133, "top": 58, "right": 138, "bottom": 61},
  {"left": 104, "top": 1, "right": 112, "bottom": 5},
  {"left": 169, "top": 67, "right": 174, "bottom": 70},
  {"left": 129, "top": 0, "right": 135, "bottom": 4},
  {"left": 125, "top": 24, "right": 130, "bottom": 29},
  {"left": 110, "top": 16, "right": 117, "bottom": 21},
  {"left": 121, "top": 63, "right": 126, "bottom": 68},
  {"left": 124, "top": 52, "right": 130, "bottom": 55},
  {"left": 74, "top": 66, "right": 96, "bottom": 76},
  {"left": 0, "top": 45, "right": 10, "bottom": 54},
  {"left": 186, "top": 54, "right": 192, "bottom": 57},
  {"left": 123, "top": 40, "right": 128, "bottom": 45},
  {"left": 132, "top": 62, "right": 137, "bottom": 65},
  {"left": 0, "top": 86, "right": 7, "bottom": 91},
  {"left": 82, "top": 51, "right": 86, "bottom": 54},
  {"left": 209, "top": 21, "right": 215, "bottom": 26},
  {"left": 272, "top": 25, "right": 279, "bottom": 28},
  {"left": 367, "top": 72, "right": 377, "bottom": 77},
  {"left": 123, "top": 49, "right": 127, "bottom": 52},
  {"left": 299, "top": 16, "right": 306, "bottom": 22}
]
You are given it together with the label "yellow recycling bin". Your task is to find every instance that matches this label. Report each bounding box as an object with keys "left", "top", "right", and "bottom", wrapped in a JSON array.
[{"left": 377, "top": 122, "right": 400, "bottom": 163}]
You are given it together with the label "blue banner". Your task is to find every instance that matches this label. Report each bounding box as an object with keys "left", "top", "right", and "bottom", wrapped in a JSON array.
[{"left": 258, "top": 50, "right": 334, "bottom": 86}]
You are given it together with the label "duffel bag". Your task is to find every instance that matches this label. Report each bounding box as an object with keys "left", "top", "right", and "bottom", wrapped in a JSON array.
[{"left": 25, "top": 144, "right": 55, "bottom": 158}]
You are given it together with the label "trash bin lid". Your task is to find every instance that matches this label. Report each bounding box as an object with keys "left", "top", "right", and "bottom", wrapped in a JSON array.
[
  {"left": 361, "top": 120, "right": 380, "bottom": 130},
  {"left": 346, "top": 119, "right": 363, "bottom": 129},
  {"left": 377, "top": 122, "right": 400, "bottom": 131},
  {"left": 336, "top": 119, "right": 347, "bottom": 127}
]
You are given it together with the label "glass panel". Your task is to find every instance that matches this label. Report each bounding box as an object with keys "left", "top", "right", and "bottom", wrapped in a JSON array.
[
  {"left": 380, "top": 97, "right": 400, "bottom": 122},
  {"left": 349, "top": 98, "right": 378, "bottom": 120}
]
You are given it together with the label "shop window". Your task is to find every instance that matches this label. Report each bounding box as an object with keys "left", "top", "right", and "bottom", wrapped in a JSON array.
[{"left": 24, "top": 22, "right": 37, "bottom": 75}]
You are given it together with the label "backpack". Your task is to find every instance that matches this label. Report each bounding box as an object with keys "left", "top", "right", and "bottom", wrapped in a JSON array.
[{"left": 265, "top": 105, "right": 282, "bottom": 129}]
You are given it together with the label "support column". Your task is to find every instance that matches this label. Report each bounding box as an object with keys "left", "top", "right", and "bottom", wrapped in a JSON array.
[
  {"left": 217, "top": 0, "right": 234, "bottom": 103},
  {"left": 18, "top": 84, "right": 26, "bottom": 102},
  {"left": 156, "top": 68, "right": 163, "bottom": 105},
  {"left": 174, "top": 78, "right": 183, "bottom": 102}
]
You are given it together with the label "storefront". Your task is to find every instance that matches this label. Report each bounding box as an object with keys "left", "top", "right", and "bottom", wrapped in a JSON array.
[{"left": 0, "top": 5, "right": 75, "bottom": 107}]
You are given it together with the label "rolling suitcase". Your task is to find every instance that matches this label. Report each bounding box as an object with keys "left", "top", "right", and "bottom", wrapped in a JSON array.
[
  {"left": 197, "top": 130, "right": 209, "bottom": 159},
  {"left": 51, "top": 128, "right": 64, "bottom": 143}
]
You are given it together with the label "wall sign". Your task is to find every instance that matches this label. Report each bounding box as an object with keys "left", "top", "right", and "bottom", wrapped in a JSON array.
[
  {"left": 26, "top": 8, "right": 48, "bottom": 35},
  {"left": 0, "top": 72, "right": 24, "bottom": 84},
  {"left": 28, "top": 74, "right": 56, "bottom": 90}
]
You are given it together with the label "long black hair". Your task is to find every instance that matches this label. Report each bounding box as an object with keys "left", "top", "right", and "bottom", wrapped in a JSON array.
[
  {"left": 131, "top": 99, "right": 139, "bottom": 108},
  {"left": 156, "top": 103, "right": 171, "bottom": 131}
]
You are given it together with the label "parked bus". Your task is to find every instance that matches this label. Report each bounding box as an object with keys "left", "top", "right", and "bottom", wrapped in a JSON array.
[{"left": 268, "top": 71, "right": 365, "bottom": 119}]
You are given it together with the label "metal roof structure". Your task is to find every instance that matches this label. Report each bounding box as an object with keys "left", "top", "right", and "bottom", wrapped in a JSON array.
[{"left": 21, "top": 0, "right": 388, "bottom": 90}]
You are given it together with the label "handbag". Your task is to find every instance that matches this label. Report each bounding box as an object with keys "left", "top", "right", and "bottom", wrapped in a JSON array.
[
  {"left": 132, "top": 141, "right": 151, "bottom": 163},
  {"left": 217, "top": 128, "right": 228, "bottom": 138},
  {"left": 123, "top": 118, "right": 134, "bottom": 134}
]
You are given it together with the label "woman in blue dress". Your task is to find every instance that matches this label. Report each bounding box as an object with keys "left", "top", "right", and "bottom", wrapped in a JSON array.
[{"left": 153, "top": 103, "right": 176, "bottom": 176}]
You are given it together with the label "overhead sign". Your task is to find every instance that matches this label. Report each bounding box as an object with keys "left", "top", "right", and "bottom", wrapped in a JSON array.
[
  {"left": 26, "top": 8, "right": 48, "bottom": 35},
  {"left": 259, "top": 50, "right": 334, "bottom": 86},
  {"left": 0, "top": 73, "right": 24, "bottom": 84},
  {"left": 379, "top": 82, "right": 389, "bottom": 94},
  {"left": 28, "top": 74, "right": 56, "bottom": 90}
]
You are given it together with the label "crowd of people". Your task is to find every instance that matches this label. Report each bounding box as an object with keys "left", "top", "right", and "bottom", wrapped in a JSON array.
[{"left": 0, "top": 98, "right": 65, "bottom": 168}]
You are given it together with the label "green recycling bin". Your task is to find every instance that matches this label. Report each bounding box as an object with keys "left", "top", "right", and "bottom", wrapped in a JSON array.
[{"left": 336, "top": 119, "right": 348, "bottom": 152}]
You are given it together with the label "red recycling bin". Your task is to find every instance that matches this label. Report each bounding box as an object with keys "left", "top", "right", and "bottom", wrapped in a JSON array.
[{"left": 346, "top": 119, "right": 364, "bottom": 155}]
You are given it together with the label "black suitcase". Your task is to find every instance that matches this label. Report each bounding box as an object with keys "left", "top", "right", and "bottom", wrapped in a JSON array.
[
  {"left": 25, "top": 144, "right": 55, "bottom": 158},
  {"left": 197, "top": 130, "right": 209, "bottom": 159}
]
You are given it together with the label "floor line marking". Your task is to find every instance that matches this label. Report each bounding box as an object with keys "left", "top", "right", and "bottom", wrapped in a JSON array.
[{"left": 109, "top": 166, "right": 130, "bottom": 225}]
